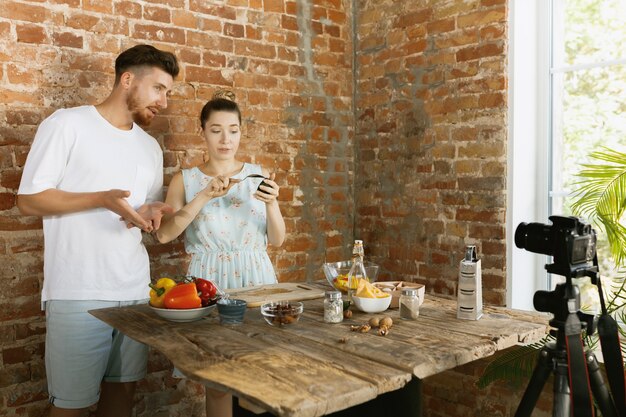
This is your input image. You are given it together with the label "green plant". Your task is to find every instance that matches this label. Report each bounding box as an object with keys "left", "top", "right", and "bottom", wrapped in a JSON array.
[{"left": 571, "top": 147, "right": 626, "bottom": 266}]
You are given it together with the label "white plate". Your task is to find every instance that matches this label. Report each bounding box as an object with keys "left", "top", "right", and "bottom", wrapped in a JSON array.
[{"left": 150, "top": 305, "right": 216, "bottom": 322}]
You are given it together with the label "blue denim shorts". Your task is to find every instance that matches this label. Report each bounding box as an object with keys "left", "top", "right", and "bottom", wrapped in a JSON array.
[{"left": 45, "top": 300, "right": 148, "bottom": 409}]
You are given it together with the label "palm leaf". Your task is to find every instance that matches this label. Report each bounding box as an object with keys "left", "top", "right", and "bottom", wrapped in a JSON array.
[
  {"left": 607, "top": 269, "right": 626, "bottom": 313},
  {"left": 570, "top": 147, "right": 626, "bottom": 265},
  {"left": 476, "top": 339, "right": 550, "bottom": 389}
]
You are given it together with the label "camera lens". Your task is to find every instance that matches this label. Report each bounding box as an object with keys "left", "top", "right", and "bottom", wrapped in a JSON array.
[
  {"left": 533, "top": 290, "right": 555, "bottom": 314},
  {"left": 514, "top": 222, "right": 529, "bottom": 249},
  {"left": 514, "top": 222, "right": 554, "bottom": 256}
]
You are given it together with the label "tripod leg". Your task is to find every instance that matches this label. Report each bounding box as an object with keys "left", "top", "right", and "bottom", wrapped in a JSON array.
[
  {"left": 515, "top": 348, "right": 553, "bottom": 417},
  {"left": 552, "top": 359, "right": 571, "bottom": 417},
  {"left": 586, "top": 352, "right": 618, "bottom": 417}
]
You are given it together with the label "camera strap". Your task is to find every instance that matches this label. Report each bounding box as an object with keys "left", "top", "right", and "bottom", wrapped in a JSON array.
[
  {"left": 565, "top": 311, "right": 595, "bottom": 417},
  {"left": 596, "top": 276, "right": 626, "bottom": 415}
]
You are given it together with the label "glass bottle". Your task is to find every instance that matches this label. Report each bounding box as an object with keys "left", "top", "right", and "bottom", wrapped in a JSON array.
[
  {"left": 346, "top": 240, "right": 368, "bottom": 302},
  {"left": 399, "top": 288, "right": 420, "bottom": 320},
  {"left": 323, "top": 290, "right": 343, "bottom": 323}
]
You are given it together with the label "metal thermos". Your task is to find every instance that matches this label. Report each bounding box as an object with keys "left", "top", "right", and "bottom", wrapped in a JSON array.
[{"left": 457, "top": 245, "right": 483, "bottom": 320}]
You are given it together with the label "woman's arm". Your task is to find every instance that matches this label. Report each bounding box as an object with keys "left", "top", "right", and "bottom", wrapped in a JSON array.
[
  {"left": 155, "top": 172, "right": 233, "bottom": 243},
  {"left": 258, "top": 170, "right": 286, "bottom": 247}
]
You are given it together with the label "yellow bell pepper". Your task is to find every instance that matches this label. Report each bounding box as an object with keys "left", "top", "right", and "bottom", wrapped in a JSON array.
[{"left": 149, "top": 277, "right": 177, "bottom": 307}]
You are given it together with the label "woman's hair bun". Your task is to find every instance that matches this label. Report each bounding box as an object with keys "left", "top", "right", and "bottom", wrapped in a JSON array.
[{"left": 212, "top": 89, "right": 236, "bottom": 102}]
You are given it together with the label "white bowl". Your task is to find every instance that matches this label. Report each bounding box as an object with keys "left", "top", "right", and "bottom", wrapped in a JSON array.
[
  {"left": 352, "top": 294, "right": 391, "bottom": 313},
  {"left": 150, "top": 305, "right": 216, "bottom": 322}
]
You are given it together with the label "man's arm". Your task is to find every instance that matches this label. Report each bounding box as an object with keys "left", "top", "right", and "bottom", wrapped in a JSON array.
[{"left": 17, "top": 188, "right": 152, "bottom": 231}]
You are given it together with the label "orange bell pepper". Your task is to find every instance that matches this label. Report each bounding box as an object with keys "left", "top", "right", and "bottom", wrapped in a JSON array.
[{"left": 163, "top": 282, "right": 202, "bottom": 309}]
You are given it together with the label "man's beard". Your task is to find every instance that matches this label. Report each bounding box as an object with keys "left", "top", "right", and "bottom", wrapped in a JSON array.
[{"left": 127, "top": 91, "right": 154, "bottom": 127}]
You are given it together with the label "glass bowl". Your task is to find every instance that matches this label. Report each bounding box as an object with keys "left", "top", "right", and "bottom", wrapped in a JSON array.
[
  {"left": 260, "top": 301, "right": 303, "bottom": 327},
  {"left": 216, "top": 298, "right": 247, "bottom": 325},
  {"left": 322, "top": 261, "right": 379, "bottom": 292}
]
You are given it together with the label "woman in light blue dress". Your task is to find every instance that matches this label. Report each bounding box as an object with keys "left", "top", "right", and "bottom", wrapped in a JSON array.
[{"left": 156, "top": 90, "right": 285, "bottom": 417}]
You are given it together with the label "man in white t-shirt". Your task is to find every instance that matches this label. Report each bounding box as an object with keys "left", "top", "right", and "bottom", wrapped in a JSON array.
[{"left": 17, "top": 44, "right": 179, "bottom": 417}]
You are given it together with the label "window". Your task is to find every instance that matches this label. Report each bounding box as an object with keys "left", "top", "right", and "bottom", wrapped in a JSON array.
[{"left": 508, "top": 0, "right": 626, "bottom": 310}]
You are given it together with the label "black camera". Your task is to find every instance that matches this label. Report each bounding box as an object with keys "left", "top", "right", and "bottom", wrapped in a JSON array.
[
  {"left": 515, "top": 215, "right": 598, "bottom": 330},
  {"left": 514, "top": 215, "right": 596, "bottom": 275}
]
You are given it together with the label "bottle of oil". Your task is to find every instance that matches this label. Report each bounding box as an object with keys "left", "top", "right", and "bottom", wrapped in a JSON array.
[{"left": 346, "top": 240, "right": 368, "bottom": 302}]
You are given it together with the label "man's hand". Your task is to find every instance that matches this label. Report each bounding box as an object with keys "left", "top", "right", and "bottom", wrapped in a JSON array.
[
  {"left": 101, "top": 189, "right": 153, "bottom": 232},
  {"left": 131, "top": 201, "right": 175, "bottom": 231}
]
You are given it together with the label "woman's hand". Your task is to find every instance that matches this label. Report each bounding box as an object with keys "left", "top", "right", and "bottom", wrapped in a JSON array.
[
  {"left": 201, "top": 175, "right": 233, "bottom": 199},
  {"left": 255, "top": 173, "right": 279, "bottom": 204}
]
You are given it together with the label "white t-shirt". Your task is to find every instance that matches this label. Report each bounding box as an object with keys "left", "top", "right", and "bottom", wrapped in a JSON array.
[{"left": 18, "top": 105, "right": 163, "bottom": 305}]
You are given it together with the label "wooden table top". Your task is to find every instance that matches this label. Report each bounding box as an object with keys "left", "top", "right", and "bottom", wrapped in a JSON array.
[{"left": 90, "top": 292, "right": 548, "bottom": 417}]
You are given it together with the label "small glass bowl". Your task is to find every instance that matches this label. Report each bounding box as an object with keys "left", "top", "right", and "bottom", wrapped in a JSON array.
[
  {"left": 260, "top": 301, "right": 303, "bottom": 327},
  {"left": 216, "top": 298, "right": 247, "bottom": 325}
]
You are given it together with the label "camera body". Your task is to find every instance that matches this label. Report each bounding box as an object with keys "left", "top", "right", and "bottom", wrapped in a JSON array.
[
  {"left": 515, "top": 215, "right": 597, "bottom": 277},
  {"left": 515, "top": 215, "right": 598, "bottom": 333}
]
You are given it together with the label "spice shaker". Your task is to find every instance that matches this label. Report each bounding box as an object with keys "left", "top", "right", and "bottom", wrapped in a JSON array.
[
  {"left": 324, "top": 290, "right": 343, "bottom": 323},
  {"left": 399, "top": 288, "right": 420, "bottom": 320},
  {"left": 457, "top": 245, "right": 483, "bottom": 320}
]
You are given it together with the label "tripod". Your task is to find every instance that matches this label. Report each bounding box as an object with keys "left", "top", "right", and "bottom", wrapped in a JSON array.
[
  {"left": 515, "top": 328, "right": 618, "bottom": 417},
  {"left": 515, "top": 282, "right": 623, "bottom": 417}
]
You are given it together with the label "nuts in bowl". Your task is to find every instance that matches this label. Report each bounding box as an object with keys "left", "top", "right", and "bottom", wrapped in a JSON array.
[{"left": 261, "top": 301, "right": 303, "bottom": 327}]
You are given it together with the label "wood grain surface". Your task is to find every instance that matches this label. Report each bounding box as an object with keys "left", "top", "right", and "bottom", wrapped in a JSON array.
[
  {"left": 224, "top": 283, "right": 326, "bottom": 307},
  {"left": 90, "top": 290, "right": 548, "bottom": 417}
]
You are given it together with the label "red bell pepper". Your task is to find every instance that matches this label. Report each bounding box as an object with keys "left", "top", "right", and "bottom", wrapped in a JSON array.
[
  {"left": 194, "top": 278, "right": 218, "bottom": 306},
  {"left": 163, "top": 282, "right": 202, "bottom": 309}
]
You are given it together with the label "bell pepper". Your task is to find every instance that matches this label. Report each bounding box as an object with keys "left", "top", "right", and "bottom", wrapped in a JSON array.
[
  {"left": 149, "top": 277, "right": 177, "bottom": 308},
  {"left": 163, "top": 282, "right": 202, "bottom": 309},
  {"left": 194, "top": 277, "right": 218, "bottom": 306}
]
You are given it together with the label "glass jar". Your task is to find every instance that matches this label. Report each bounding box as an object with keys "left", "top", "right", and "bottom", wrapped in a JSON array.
[
  {"left": 324, "top": 290, "right": 343, "bottom": 323},
  {"left": 346, "top": 240, "right": 367, "bottom": 302},
  {"left": 399, "top": 288, "right": 419, "bottom": 320}
]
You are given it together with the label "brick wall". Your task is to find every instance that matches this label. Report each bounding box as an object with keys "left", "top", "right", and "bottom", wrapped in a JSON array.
[
  {"left": 0, "top": 0, "right": 354, "bottom": 415},
  {"left": 0, "top": 0, "right": 523, "bottom": 416},
  {"left": 354, "top": 0, "right": 508, "bottom": 306}
]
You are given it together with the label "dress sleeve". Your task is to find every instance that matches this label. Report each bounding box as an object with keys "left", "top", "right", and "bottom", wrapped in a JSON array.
[{"left": 18, "top": 114, "right": 76, "bottom": 195}]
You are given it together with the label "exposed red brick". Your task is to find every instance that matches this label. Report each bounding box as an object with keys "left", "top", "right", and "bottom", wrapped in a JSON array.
[
  {"left": 3, "top": 2, "right": 48, "bottom": 23},
  {"left": 456, "top": 42, "right": 504, "bottom": 61},
  {"left": 224, "top": 23, "right": 245, "bottom": 38},
  {"left": 52, "top": 31, "right": 83, "bottom": 48},
  {"left": 264, "top": 0, "right": 284, "bottom": 13},
  {"left": 133, "top": 24, "right": 185, "bottom": 45},
  {"left": 170, "top": 10, "right": 196, "bottom": 28},
  {"left": 114, "top": 1, "right": 142, "bottom": 18},
  {"left": 83, "top": 0, "right": 113, "bottom": 13},
  {"left": 15, "top": 24, "right": 48, "bottom": 44},
  {"left": 280, "top": 15, "right": 298, "bottom": 30},
  {"left": 396, "top": 8, "right": 433, "bottom": 28},
  {"left": 143, "top": 5, "right": 171, "bottom": 23},
  {"left": 458, "top": 8, "right": 506, "bottom": 28}
]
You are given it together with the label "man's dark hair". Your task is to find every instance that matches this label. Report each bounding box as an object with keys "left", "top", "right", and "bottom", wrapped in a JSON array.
[{"left": 114, "top": 44, "right": 179, "bottom": 84}]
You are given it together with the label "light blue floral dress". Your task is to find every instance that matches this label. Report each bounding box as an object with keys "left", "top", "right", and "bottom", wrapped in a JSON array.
[{"left": 181, "top": 163, "right": 277, "bottom": 289}]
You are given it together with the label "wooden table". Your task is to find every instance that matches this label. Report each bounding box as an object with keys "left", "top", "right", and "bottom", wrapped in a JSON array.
[{"left": 90, "top": 293, "right": 548, "bottom": 417}]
